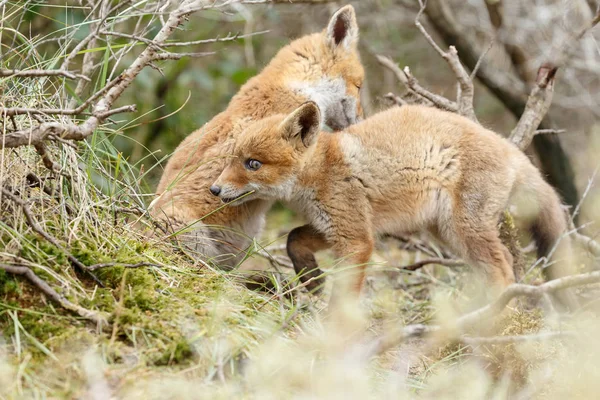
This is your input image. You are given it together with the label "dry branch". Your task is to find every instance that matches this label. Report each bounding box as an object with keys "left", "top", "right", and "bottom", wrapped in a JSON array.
[
  {"left": 383, "top": 92, "right": 407, "bottom": 106},
  {"left": 376, "top": 55, "right": 450, "bottom": 110},
  {"left": 368, "top": 270, "right": 600, "bottom": 357},
  {"left": 414, "top": 0, "right": 476, "bottom": 121},
  {"left": 400, "top": 257, "right": 464, "bottom": 271},
  {"left": 461, "top": 331, "right": 574, "bottom": 345},
  {"left": 86, "top": 262, "right": 161, "bottom": 272},
  {"left": 0, "top": 263, "right": 107, "bottom": 326},
  {"left": 0, "top": 1, "right": 253, "bottom": 150},
  {"left": 1, "top": 188, "right": 103, "bottom": 286},
  {"left": 573, "top": 232, "right": 600, "bottom": 258},
  {"left": 0, "top": 69, "right": 89, "bottom": 80},
  {"left": 509, "top": 64, "right": 558, "bottom": 149},
  {"left": 457, "top": 271, "right": 600, "bottom": 330}
]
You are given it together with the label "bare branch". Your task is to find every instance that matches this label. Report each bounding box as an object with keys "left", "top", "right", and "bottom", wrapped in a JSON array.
[
  {"left": 509, "top": 64, "right": 557, "bottom": 150},
  {"left": 152, "top": 51, "right": 216, "bottom": 61},
  {"left": 383, "top": 92, "right": 407, "bottom": 106},
  {"left": 368, "top": 270, "right": 600, "bottom": 357},
  {"left": 400, "top": 257, "right": 464, "bottom": 271},
  {"left": 0, "top": 263, "right": 108, "bottom": 326},
  {"left": 376, "top": 55, "right": 455, "bottom": 111},
  {"left": 1, "top": 188, "right": 101, "bottom": 285},
  {"left": 87, "top": 262, "right": 161, "bottom": 272},
  {"left": 375, "top": 55, "right": 408, "bottom": 86},
  {"left": 0, "top": 69, "right": 90, "bottom": 81},
  {"left": 461, "top": 331, "right": 575, "bottom": 345},
  {"left": 573, "top": 232, "right": 600, "bottom": 258},
  {"left": 414, "top": 0, "right": 477, "bottom": 121},
  {"left": 403, "top": 66, "right": 458, "bottom": 112},
  {"left": 535, "top": 129, "right": 566, "bottom": 135},
  {"left": 100, "top": 30, "right": 166, "bottom": 48},
  {"left": 457, "top": 271, "right": 600, "bottom": 330},
  {"left": 165, "top": 30, "right": 269, "bottom": 47},
  {"left": 443, "top": 46, "right": 477, "bottom": 121},
  {"left": 33, "top": 142, "right": 60, "bottom": 172},
  {"left": 95, "top": 104, "right": 137, "bottom": 119}
]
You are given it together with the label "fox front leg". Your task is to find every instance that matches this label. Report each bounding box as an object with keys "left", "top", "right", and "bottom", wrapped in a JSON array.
[{"left": 287, "top": 224, "right": 331, "bottom": 294}]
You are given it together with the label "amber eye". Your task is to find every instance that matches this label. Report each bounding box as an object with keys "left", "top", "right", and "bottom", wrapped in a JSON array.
[{"left": 245, "top": 159, "right": 262, "bottom": 171}]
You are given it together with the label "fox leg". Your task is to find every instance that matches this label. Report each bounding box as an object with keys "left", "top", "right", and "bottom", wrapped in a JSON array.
[
  {"left": 444, "top": 221, "right": 516, "bottom": 291},
  {"left": 287, "top": 224, "right": 331, "bottom": 293},
  {"left": 328, "top": 232, "right": 375, "bottom": 307}
]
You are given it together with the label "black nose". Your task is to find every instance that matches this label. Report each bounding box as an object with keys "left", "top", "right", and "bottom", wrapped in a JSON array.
[{"left": 209, "top": 185, "right": 221, "bottom": 196}]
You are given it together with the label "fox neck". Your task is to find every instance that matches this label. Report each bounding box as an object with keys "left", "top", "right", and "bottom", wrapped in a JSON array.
[
  {"left": 228, "top": 71, "right": 309, "bottom": 121},
  {"left": 292, "top": 133, "right": 341, "bottom": 196}
]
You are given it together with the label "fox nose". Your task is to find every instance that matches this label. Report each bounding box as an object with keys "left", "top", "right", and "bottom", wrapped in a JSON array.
[{"left": 209, "top": 185, "right": 221, "bottom": 196}]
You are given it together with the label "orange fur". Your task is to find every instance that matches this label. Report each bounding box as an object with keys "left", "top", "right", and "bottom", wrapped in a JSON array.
[
  {"left": 212, "top": 103, "right": 573, "bottom": 303},
  {"left": 150, "top": 6, "right": 365, "bottom": 268}
]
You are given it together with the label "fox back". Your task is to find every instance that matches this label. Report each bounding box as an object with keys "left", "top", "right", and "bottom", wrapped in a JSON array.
[{"left": 213, "top": 103, "right": 573, "bottom": 300}]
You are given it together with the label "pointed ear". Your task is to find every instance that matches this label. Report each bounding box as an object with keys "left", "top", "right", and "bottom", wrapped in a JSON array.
[
  {"left": 280, "top": 102, "right": 322, "bottom": 149},
  {"left": 326, "top": 5, "right": 359, "bottom": 50}
]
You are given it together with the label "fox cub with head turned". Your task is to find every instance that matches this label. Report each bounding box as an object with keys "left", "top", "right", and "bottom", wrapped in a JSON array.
[
  {"left": 210, "top": 102, "right": 573, "bottom": 301},
  {"left": 150, "top": 6, "right": 364, "bottom": 268}
]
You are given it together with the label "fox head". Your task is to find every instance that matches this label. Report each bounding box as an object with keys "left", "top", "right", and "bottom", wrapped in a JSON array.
[
  {"left": 211, "top": 102, "right": 321, "bottom": 205},
  {"left": 275, "top": 5, "right": 364, "bottom": 131}
]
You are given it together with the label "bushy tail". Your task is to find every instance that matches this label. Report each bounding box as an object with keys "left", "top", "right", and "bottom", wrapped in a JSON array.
[
  {"left": 529, "top": 181, "right": 572, "bottom": 280},
  {"left": 520, "top": 164, "right": 579, "bottom": 309}
]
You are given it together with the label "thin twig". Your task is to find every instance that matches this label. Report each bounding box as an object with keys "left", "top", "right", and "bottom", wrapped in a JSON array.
[
  {"left": 461, "top": 331, "right": 575, "bottom": 345},
  {"left": 152, "top": 51, "right": 216, "bottom": 61},
  {"left": 400, "top": 257, "right": 464, "bottom": 271},
  {"left": 0, "top": 69, "right": 90, "bottom": 80},
  {"left": 1, "top": 188, "right": 103, "bottom": 285},
  {"left": 86, "top": 262, "right": 161, "bottom": 272},
  {"left": 414, "top": 0, "right": 477, "bottom": 121},
  {"left": 383, "top": 92, "right": 407, "bottom": 106}
]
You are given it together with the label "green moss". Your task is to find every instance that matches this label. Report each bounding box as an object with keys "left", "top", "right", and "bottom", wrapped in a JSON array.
[
  {"left": 0, "top": 270, "right": 20, "bottom": 297},
  {"left": 80, "top": 288, "right": 115, "bottom": 312},
  {"left": 154, "top": 340, "right": 194, "bottom": 366},
  {"left": 19, "top": 234, "right": 67, "bottom": 271},
  {"left": 95, "top": 266, "right": 126, "bottom": 287}
]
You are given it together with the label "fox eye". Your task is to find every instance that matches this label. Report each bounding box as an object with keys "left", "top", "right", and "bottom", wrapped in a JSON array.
[{"left": 245, "top": 159, "right": 262, "bottom": 171}]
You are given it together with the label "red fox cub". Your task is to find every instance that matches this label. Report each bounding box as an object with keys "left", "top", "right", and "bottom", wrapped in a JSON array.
[
  {"left": 150, "top": 6, "right": 364, "bottom": 268},
  {"left": 210, "top": 102, "right": 574, "bottom": 301}
]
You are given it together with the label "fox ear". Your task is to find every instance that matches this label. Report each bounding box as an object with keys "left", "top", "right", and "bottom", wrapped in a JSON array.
[
  {"left": 280, "top": 102, "right": 321, "bottom": 148},
  {"left": 326, "top": 5, "right": 359, "bottom": 50}
]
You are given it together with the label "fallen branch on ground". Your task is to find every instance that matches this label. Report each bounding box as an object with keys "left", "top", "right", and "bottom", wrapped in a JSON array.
[
  {"left": 367, "top": 270, "right": 600, "bottom": 358},
  {"left": 86, "top": 262, "right": 161, "bottom": 272},
  {"left": 400, "top": 257, "right": 464, "bottom": 271},
  {"left": 0, "top": 263, "right": 107, "bottom": 326},
  {"left": 1, "top": 188, "right": 103, "bottom": 286}
]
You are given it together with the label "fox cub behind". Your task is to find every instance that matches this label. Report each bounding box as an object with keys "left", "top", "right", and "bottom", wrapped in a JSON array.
[
  {"left": 210, "top": 102, "right": 572, "bottom": 301},
  {"left": 150, "top": 6, "right": 364, "bottom": 269}
]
